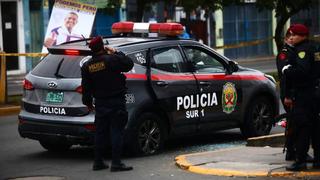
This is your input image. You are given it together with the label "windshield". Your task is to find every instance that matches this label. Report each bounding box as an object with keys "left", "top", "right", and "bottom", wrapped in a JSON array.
[{"left": 31, "top": 54, "right": 85, "bottom": 78}]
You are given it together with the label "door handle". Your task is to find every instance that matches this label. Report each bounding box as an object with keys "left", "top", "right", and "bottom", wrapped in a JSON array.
[
  {"left": 156, "top": 81, "right": 169, "bottom": 87},
  {"left": 199, "top": 81, "right": 211, "bottom": 86}
]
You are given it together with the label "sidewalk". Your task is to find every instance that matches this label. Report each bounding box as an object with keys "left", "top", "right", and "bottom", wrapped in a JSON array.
[
  {"left": 0, "top": 104, "right": 20, "bottom": 116},
  {"left": 175, "top": 135, "right": 320, "bottom": 178}
]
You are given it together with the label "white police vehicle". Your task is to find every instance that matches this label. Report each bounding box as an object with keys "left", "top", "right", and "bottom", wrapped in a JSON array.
[{"left": 18, "top": 22, "right": 279, "bottom": 155}]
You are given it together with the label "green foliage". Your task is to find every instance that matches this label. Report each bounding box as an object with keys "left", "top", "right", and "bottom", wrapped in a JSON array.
[
  {"left": 176, "top": 0, "right": 236, "bottom": 13},
  {"left": 77, "top": 0, "right": 122, "bottom": 15},
  {"left": 256, "top": 0, "right": 313, "bottom": 17},
  {"left": 99, "top": 0, "right": 122, "bottom": 15},
  {"left": 254, "top": 0, "right": 315, "bottom": 52}
]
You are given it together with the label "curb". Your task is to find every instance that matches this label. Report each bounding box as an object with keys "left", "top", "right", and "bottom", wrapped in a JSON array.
[
  {"left": 247, "top": 133, "right": 285, "bottom": 147},
  {"left": 0, "top": 105, "right": 20, "bottom": 116},
  {"left": 175, "top": 148, "right": 320, "bottom": 177},
  {"left": 175, "top": 143, "right": 320, "bottom": 178}
]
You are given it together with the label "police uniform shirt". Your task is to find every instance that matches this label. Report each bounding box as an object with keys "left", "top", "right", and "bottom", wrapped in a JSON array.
[
  {"left": 81, "top": 51, "right": 134, "bottom": 106},
  {"left": 276, "top": 43, "right": 295, "bottom": 79},
  {"left": 283, "top": 40, "right": 314, "bottom": 89}
]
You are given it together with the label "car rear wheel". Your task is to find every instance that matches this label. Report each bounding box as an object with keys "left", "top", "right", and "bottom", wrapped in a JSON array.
[
  {"left": 130, "top": 113, "right": 165, "bottom": 156},
  {"left": 241, "top": 96, "right": 275, "bottom": 138},
  {"left": 39, "top": 140, "right": 72, "bottom": 152}
]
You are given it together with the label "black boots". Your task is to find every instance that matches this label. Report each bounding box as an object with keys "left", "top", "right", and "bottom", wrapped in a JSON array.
[
  {"left": 285, "top": 153, "right": 314, "bottom": 162},
  {"left": 286, "top": 162, "right": 307, "bottom": 171},
  {"left": 93, "top": 161, "right": 108, "bottom": 171},
  {"left": 93, "top": 161, "right": 133, "bottom": 171},
  {"left": 110, "top": 163, "right": 133, "bottom": 172},
  {"left": 285, "top": 152, "right": 295, "bottom": 161}
]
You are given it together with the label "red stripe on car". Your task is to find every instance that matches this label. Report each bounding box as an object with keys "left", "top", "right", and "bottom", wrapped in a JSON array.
[{"left": 125, "top": 73, "right": 267, "bottom": 81}]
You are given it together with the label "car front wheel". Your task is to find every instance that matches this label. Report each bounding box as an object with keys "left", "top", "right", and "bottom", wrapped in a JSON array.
[{"left": 241, "top": 96, "right": 275, "bottom": 138}]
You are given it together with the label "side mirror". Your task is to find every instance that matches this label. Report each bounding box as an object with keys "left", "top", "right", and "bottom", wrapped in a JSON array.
[{"left": 228, "top": 61, "right": 239, "bottom": 74}]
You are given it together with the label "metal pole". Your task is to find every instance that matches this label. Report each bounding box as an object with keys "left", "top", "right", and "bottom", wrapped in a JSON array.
[{"left": 0, "top": 52, "right": 7, "bottom": 104}]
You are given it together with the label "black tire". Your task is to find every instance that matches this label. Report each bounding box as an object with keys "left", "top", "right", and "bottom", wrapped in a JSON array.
[
  {"left": 39, "top": 140, "right": 72, "bottom": 152},
  {"left": 240, "top": 97, "right": 275, "bottom": 138},
  {"left": 130, "top": 113, "right": 165, "bottom": 156}
]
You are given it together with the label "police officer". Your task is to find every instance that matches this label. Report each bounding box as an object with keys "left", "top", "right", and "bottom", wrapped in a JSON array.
[
  {"left": 81, "top": 36, "right": 134, "bottom": 171},
  {"left": 282, "top": 24, "right": 320, "bottom": 171},
  {"left": 276, "top": 29, "right": 296, "bottom": 161},
  {"left": 311, "top": 32, "right": 320, "bottom": 170}
]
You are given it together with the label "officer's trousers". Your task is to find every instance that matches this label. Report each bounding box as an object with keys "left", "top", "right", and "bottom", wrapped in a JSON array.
[
  {"left": 280, "top": 79, "right": 295, "bottom": 155},
  {"left": 291, "top": 89, "right": 320, "bottom": 163},
  {"left": 94, "top": 96, "right": 128, "bottom": 165}
]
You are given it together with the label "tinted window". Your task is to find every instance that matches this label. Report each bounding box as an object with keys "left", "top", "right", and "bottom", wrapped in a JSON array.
[
  {"left": 31, "top": 54, "right": 85, "bottom": 78},
  {"left": 151, "top": 47, "right": 188, "bottom": 73},
  {"left": 183, "top": 47, "right": 225, "bottom": 73}
]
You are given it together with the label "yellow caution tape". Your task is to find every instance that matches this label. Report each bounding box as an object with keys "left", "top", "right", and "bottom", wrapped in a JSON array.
[
  {"left": 214, "top": 37, "right": 274, "bottom": 49},
  {"left": 0, "top": 53, "right": 48, "bottom": 57}
]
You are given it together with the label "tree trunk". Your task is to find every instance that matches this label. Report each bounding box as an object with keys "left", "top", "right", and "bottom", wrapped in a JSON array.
[
  {"left": 136, "top": 0, "right": 145, "bottom": 21},
  {"left": 275, "top": 15, "right": 290, "bottom": 52}
]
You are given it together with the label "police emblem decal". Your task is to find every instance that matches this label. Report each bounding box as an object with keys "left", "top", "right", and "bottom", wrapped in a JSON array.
[
  {"left": 298, "top": 51, "right": 306, "bottom": 59},
  {"left": 222, "top": 82, "right": 237, "bottom": 114},
  {"left": 279, "top": 52, "right": 287, "bottom": 61}
]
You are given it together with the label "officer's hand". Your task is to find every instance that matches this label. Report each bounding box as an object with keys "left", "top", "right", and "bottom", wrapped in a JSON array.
[
  {"left": 284, "top": 97, "right": 293, "bottom": 109},
  {"left": 105, "top": 46, "right": 116, "bottom": 54},
  {"left": 282, "top": 64, "right": 292, "bottom": 74}
]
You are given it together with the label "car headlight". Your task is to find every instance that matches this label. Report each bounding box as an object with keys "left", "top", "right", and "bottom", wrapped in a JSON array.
[{"left": 264, "top": 74, "right": 276, "bottom": 84}]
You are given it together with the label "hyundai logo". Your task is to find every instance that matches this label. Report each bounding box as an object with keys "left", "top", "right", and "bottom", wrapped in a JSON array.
[{"left": 48, "top": 81, "right": 58, "bottom": 88}]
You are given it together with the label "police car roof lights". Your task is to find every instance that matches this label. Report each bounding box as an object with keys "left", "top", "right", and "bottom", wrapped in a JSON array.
[{"left": 111, "top": 22, "right": 184, "bottom": 36}]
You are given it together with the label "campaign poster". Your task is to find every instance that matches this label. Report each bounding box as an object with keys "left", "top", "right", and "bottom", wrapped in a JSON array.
[{"left": 42, "top": 0, "right": 97, "bottom": 53}]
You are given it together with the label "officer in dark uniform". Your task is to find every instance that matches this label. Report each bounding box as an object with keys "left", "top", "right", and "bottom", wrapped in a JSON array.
[
  {"left": 276, "top": 29, "right": 296, "bottom": 161},
  {"left": 311, "top": 33, "right": 320, "bottom": 170},
  {"left": 81, "top": 36, "right": 134, "bottom": 171},
  {"left": 282, "top": 24, "right": 320, "bottom": 171}
]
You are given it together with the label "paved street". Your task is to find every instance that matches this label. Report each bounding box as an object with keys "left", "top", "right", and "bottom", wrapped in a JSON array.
[{"left": 1, "top": 114, "right": 307, "bottom": 180}]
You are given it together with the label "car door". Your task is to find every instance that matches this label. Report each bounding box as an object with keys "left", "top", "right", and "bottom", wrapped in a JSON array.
[
  {"left": 149, "top": 46, "right": 200, "bottom": 135},
  {"left": 182, "top": 45, "right": 243, "bottom": 131}
]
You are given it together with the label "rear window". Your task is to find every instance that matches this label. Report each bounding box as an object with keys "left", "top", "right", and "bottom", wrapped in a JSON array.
[{"left": 31, "top": 54, "right": 85, "bottom": 78}]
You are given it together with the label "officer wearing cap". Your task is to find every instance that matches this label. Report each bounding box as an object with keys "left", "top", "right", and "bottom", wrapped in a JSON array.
[
  {"left": 276, "top": 29, "right": 296, "bottom": 161},
  {"left": 81, "top": 36, "right": 134, "bottom": 171},
  {"left": 282, "top": 24, "right": 320, "bottom": 171}
]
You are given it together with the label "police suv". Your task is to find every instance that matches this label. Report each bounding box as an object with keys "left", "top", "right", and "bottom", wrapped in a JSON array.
[{"left": 19, "top": 22, "right": 279, "bottom": 155}]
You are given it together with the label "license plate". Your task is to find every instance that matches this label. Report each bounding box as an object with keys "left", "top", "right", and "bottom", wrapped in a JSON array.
[{"left": 46, "top": 92, "right": 64, "bottom": 103}]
